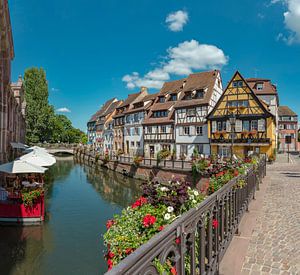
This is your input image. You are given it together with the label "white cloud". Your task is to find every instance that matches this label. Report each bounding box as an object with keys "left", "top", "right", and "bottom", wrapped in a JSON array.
[
  {"left": 122, "top": 39, "right": 228, "bottom": 89},
  {"left": 51, "top": 87, "right": 60, "bottom": 92},
  {"left": 166, "top": 10, "right": 188, "bottom": 32},
  {"left": 272, "top": 0, "right": 300, "bottom": 44},
  {"left": 56, "top": 107, "right": 71, "bottom": 113}
]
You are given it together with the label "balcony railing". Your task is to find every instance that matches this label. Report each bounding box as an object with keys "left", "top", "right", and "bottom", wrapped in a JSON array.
[
  {"left": 105, "top": 157, "right": 266, "bottom": 275},
  {"left": 144, "top": 133, "right": 174, "bottom": 142},
  {"left": 211, "top": 138, "right": 270, "bottom": 144}
]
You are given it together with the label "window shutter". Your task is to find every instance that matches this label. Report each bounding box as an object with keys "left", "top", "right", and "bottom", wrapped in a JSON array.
[
  {"left": 226, "top": 120, "right": 231, "bottom": 132},
  {"left": 190, "top": 126, "right": 195, "bottom": 135},
  {"left": 235, "top": 120, "right": 242, "bottom": 132},
  {"left": 212, "top": 121, "right": 217, "bottom": 133},
  {"left": 258, "top": 119, "right": 265, "bottom": 131}
]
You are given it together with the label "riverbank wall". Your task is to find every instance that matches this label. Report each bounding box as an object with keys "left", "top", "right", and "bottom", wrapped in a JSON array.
[{"left": 73, "top": 149, "right": 195, "bottom": 183}]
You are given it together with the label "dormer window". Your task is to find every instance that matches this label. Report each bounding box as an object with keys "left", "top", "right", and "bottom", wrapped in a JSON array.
[
  {"left": 158, "top": 96, "right": 165, "bottom": 103},
  {"left": 256, "top": 83, "right": 264, "bottom": 90},
  {"left": 195, "top": 90, "right": 204, "bottom": 99},
  {"left": 187, "top": 108, "right": 196, "bottom": 117},
  {"left": 153, "top": 110, "right": 168, "bottom": 117},
  {"left": 184, "top": 92, "right": 192, "bottom": 100},
  {"left": 170, "top": 94, "right": 177, "bottom": 101},
  {"left": 134, "top": 102, "right": 143, "bottom": 109}
]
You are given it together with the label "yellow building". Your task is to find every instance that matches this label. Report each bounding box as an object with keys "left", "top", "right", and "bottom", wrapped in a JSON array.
[{"left": 207, "top": 71, "right": 276, "bottom": 159}]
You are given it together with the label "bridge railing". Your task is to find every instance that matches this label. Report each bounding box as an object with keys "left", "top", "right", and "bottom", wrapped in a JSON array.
[
  {"left": 33, "top": 143, "right": 78, "bottom": 149},
  {"left": 105, "top": 157, "right": 266, "bottom": 275}
]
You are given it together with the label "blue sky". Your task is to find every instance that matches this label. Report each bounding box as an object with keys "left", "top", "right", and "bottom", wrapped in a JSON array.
[{"left": 9, "top": 0, "right": 300, "bottom": 130}]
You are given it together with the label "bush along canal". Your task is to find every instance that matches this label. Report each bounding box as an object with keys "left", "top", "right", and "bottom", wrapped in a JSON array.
[{"left": 0, "top": 157, "right": 141, "bottom": 275}]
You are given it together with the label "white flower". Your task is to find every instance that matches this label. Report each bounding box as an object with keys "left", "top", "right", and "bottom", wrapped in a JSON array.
[
  {"left": 190, "top": 195, "right": 195, "bottom": 200},
  {"left": 187, "top": 186, "right": 191, "bottom": 190},
  {"left": 167, "top": 206, "right": 174, "bottom": 213},
  {"left": 194, "top": 190, "right": 199, "bottom": 196},
  {"left": 160, "top": 187, "right": 169, "bottom": 192},
  {"left": 192, "top": 199, "right": 197, "bottom": 204},
  {"left": 164, "top": 213, "right": 171, "bottom": 220}
]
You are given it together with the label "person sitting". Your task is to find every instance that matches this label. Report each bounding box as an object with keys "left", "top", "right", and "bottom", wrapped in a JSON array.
[{"left": 0, "top": 186, "right": 8, "bottom": 201}]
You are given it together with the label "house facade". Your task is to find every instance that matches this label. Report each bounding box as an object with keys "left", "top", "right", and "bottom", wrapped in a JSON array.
[
  {"left": 143, "top": 79, "right": 184, "bottom": 158},
  {"left": 208, "top": 71, "right": 276, "bottom": 159},
  {"left": 174, "top": 70, "right": 223, "bottom": 158},
  {"left": 113, "top": 90, "right": 147, "bottom": 154},
  {"left": 123, "top": 92, "right": 157, "bottom": 156},
  {"left": 278, "top": 106, "right": 298, "bottom": 152},
  {"left": 0, "top": 1, "right": 26, "bottom": 163}
]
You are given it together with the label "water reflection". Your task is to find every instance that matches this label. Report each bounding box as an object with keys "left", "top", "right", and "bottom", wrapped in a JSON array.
[{"left": 0, "top": 157, "right": 142, "bottom": 275}]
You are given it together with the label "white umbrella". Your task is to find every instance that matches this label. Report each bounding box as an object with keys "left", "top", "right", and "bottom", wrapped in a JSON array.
[
  {"left": 0, "top": 160, "right": 47, "bottom": 174},
  {"left": 20, "top": 152, "right": 56, "bottom": 167},
  {"left": 25, "top": 146, "right": 49, "bottom": 153}
]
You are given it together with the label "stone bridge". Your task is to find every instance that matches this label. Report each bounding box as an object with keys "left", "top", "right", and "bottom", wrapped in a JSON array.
[{"left": 33, "top": 143, "right": 77, "bottom": 155}]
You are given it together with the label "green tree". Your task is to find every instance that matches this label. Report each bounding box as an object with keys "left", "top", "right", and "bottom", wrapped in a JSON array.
[{"left": 24, "top": 68, "right": 55, "bottom": 143}]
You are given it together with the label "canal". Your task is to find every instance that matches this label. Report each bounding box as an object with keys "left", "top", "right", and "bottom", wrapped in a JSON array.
[{"left": 0, "top": 157, "right": 142, "bottom": 275}]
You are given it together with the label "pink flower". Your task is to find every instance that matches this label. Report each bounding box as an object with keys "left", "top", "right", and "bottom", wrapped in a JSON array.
[
  {"left": 106, "top": 219, "right": 114, "bottom": 229},
  {"left": 132, "top": 197, "right": 148, "bottom": 208},
  {"left": 170, "top": 266, "right": 177, "bottom": 275},
  {"left": 175, "top": 237, "right": 181, "bottom": 245},
  {"left": 158, "top": 225, "right": 164, "bottom": 231}
]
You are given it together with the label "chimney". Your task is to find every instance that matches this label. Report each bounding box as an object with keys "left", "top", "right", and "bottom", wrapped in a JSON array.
[{"left": 140, "top": 86, "right": 148, "bottom": 93}]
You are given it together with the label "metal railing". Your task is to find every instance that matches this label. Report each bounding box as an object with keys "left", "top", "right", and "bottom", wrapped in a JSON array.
[
  {"left": 105, "top": 157, "right": 266, "bottom": 275},
  {"left": 78, "top": 149, "right": 192, "bottom": 170}
]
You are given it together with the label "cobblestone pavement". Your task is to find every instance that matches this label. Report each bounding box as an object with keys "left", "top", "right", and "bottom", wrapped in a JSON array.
[{"left": 241, "top": 153, "right": 300, "bottom": 275}]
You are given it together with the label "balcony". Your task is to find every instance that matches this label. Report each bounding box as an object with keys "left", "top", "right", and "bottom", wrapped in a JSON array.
[
  {"left": 144, "top": 133, "right": 174, "bottom": 143},
  {"left": 210, "top": 137, "right": 271, "bottom": 145}
]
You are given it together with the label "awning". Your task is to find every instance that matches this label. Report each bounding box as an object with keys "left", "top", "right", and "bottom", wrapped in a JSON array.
[
  {"left": 0, "top": 160, "right": 48, "bottom": 174},
  {"left": 10, "top": 142, "right": 29, "bottom": 150},
  {"left": 20, "top": 151, "right": 56, "bottom": 167}
]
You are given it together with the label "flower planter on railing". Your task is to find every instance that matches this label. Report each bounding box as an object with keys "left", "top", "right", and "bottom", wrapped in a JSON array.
[{"left": 105, "top": 157, "right": 266, "bottom": 275}]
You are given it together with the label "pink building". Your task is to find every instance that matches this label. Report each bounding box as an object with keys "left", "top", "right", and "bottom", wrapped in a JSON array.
[{"left": 278, "top": 106, "right": 298, "bottom": 152}]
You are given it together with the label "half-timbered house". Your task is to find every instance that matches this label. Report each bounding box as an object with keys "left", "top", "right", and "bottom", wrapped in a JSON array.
[
  {"left": 174, "top": 70, "right": 223, "bottom": 158},
  {"left": 143, "top": 79, "right": 184, "bottom": 158},
  {"left": 207, "top": 71, "right": 276, "bottom": 159}
]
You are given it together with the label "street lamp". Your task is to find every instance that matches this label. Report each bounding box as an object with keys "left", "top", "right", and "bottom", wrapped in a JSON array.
[{"left": 229, "top": 114, "right": 236, "bottom": 162}]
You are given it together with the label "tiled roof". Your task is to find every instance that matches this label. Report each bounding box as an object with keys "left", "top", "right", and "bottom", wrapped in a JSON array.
[
  {"left": 102, "top": 100, "right": 123, "bottom": 116},
  {"left": 159, "top": 79, "right": 186, "bottom": 95},
  {"left": 119, "top": 91, "right": 144, "bottom": 108},
  {"left": 246, "top": 78, "right": 277, "bottom": 95},
  {"left": 278, "top": 106, "right": 297, "bottom": 116},
  {"left": 88, "top": 98, "right": 117, "bottom": 123}
]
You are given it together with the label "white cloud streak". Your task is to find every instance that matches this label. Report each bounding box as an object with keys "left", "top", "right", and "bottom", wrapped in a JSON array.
[
  {"left": 166, "top": 10, "right": 188, "bottom": 32},
  {"left": 56, "top": 107, "right": 71, "bottom": 113},
  {"left": 272, "top": 0, "right": 300, "bottom": 44},
  {"left": 122, "top": 39, "right": 228, "bottom": 89}
]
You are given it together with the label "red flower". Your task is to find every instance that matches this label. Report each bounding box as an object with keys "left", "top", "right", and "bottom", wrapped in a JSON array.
[
  {"left": 142, "top": 214, "right": 156, "bottom": 227},
  {"left": 212, "top": 219, "right": 219, "bottom": 229},
  {"left": 175, "top": 237, "right": 181, "bottom": 245},
  {"left": 108, "top": 265, "right": 113, "bottom": 271},
  {"left": 107, "top": 251, "right": 115, "bottom": 259},
  {"left": 125, "top": 248, "right": 133, "bottom": 255},
  {"left": 106, "top": 219, "right": 114, "bottom": 229},
  {"left": 158, "top": 225, "right": 164, "bottom": 231},
  {"left": 234, "top": 170, "right": 239, "bottom": 177},
  {"left": 170, "top": 266, "right": 177, "bottom": 275},
  {"left": 107, "top": 259, "right": 113, "bottom": 266},
  {"left": 132, "top": 196, "right": 148, "bottom": 208}
]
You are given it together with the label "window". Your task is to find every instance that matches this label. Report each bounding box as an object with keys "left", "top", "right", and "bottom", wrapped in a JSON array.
[
  {"left": 243, "top": 121, "right": 250, "bottom": 131},
  {"left": 212, "top": 121, "right": 217, "bottom": 133},
  {"left": 227, "top": 100, "right": 249, "bottom": 107},
  {"left": 232, "top": 80, "right": 243, "bottom": 88},
  {"left": 153, "top": 111, "right": 168, "bottom": 117},
  {"left": 196, "top": 126, "right": 203, "bottom": 136},
  {"left": 170, "top": 94, "right": 177, "bottom": 101},
  {"left": 291, "top": 133, "right": 295, "bottom": 139},
  {"left": 218, "top": 146, "right": 230, "bottom": 157},
  {"left": 180, "top": 145, "right": 188, "bottom": 155},
  {"left": 135, "top": 127, "right": 140, "bottom": 135},
  {"left": 256, "top": 83, "right": 264, "bottom": 90},
  {"left": 161, "top": 126, "right": 166, "bottom": 133},
  {"left": 251, "top": 120, "right": 258, "bottom": 130},
  {"left": 134, "top": 113, "right": 139, "bottom": 122},
  {"left": 148, "top": 126, "right": 152, "bottom": 134},
  {"left": 158, "top": 96, "right": 165, "bottom": 103},
  {"left": 195, "top": 90, "right": 204, "bottom": 98},
  {"left": 184, "top": 126, "right": 190, "bottom": 135},
  {"left": 258, "top": 119, "right": 265, "bottom": 131},
  {"left": 185, "top": 93, "right": 192, "bottom": 100},
  {"left": 131, "top": 141, "right": 135, "bottom": 147},
  {"left": 196, "top": 144, "right": 204, "bottom": 154},
  {"left": 126, "top": 116, "right": 130, "bottom": 123},
  {"left": 187, "top": 108, "right": 196, "bottom": 117},
  {"left": 137, "top": 141, "right": 141, "bottom": 147},
  {"left": 217, "top": 121, "right": 226, "bottom": 131}
]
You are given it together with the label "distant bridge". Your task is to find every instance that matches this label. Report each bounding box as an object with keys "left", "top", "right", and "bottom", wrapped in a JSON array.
[{"left": 32, "top": 143, "right": 77, "bottom": 155}]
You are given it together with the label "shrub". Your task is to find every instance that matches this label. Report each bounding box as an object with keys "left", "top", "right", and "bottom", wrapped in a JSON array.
[{"left": 133, "top": 155, "right": 143, "bottom": 167}]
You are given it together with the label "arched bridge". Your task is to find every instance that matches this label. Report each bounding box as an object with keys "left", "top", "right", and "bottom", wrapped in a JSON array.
[{"left": 32, "top": 143, "right": 76, "bottom": 155}]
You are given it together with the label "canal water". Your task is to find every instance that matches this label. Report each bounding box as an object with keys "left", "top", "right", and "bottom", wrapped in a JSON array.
[{"left": 0, "top": 157, "right": 142, "bottom": 275}]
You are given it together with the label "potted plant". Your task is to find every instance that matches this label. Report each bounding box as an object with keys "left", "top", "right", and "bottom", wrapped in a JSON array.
[{"left": 133, "top": 155, "right": 143, "bottom": 167}]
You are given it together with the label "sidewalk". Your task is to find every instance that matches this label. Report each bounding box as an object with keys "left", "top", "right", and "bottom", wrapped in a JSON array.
[{"left": 220, "top": 153, "right": 300, "bottom": 275}]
